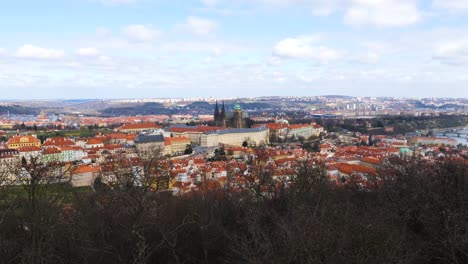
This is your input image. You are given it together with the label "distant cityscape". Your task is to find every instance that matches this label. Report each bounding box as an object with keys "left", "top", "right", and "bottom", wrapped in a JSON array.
[{"left": 0, "top": 96, "right": 466, "bottom": 193}]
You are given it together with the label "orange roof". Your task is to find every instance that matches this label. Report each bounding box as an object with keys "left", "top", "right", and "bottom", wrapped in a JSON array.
[
  {"left": 169, "top": 136, "right": 190, "bottom": 142},
  {"left": 165, "top": 136, "right": 190, "bottom": 145},
  {"left": 17, "top": 146, "right": 42, "bottom": 152},
  {"left": 61, "top": 146, "right": 83, "bottom": 151},
  {"left": 288, "top": 124, "right": 313, "bottom": 130},
  {"left": 226, "top": 146, "right": 246, "bottom": 152},
  {"left": 169, "top": 126, "right": 222, "bottom": 133},
  {"left": 362, "top": 157, "right": 381, "bottom": 165},
  {"left": 336, "top": 163, "right": 377, "bottom": 175},
  {"left": 73, "top": 165, "right": 101, "bottom": 174},
  {"left": 126, "top": 134, "right": 137, "bottom": 140},
  {"left": 104, "top": 144, "right": 124, "bottom": 150},
  {"left": 8, "top": 135, "right": 41, "bottom": 144},
  {"left": 117, "top": 123, "right": 161, "bottom": 130},
  {"left": 43, "top": 137, "right": 75, "bottom": 147},
  {"left": 86, "top": 138, "right": 104, "bottom": 145},
  {"left": 43, "top": 147, "right": 61, "bottom": 155},
  {"left": 106, "top": 133, "right": 128, "bottom": 140}
]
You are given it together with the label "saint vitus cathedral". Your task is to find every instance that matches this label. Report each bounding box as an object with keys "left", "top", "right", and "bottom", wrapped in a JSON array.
[{"left": 213, "top": 101, "right": 252, "bottom": 129}]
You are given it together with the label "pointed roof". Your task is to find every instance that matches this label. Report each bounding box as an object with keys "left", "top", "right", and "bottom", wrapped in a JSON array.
[
  {"left": 220, "top": 100, "right": 226, "bottom": 117},
  {"left": 214, "top": 100, "right": 220, "bottom": 120}
]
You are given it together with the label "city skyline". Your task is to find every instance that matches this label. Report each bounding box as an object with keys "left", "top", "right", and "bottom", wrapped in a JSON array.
[{"left": 1, "top": 0, "right": 468, "bottom": 99}]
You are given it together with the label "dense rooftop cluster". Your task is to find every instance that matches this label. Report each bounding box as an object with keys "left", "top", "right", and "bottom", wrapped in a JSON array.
[{"left": 0, "top": 116, "right": 465, "bottom": 194}]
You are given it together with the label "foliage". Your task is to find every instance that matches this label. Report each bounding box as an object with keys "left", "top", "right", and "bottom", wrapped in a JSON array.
[
  {"left": 0, "top": 105, "right": 39, "bottom": 115},
  {"left": 0, "top": 156, "right": 466, "bottom": 263}
]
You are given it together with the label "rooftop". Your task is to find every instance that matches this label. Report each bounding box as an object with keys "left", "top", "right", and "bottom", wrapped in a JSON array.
[
  {"left": 207, "top": 127, "right": 268, "bottom": 135},
  {"left": 135, "top": 134, "right": 164, "bottom": 144}
]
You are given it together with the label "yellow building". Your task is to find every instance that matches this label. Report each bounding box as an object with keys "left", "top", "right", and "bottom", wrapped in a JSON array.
[
  {"left": 200, "top": 127, "right": 269, "bottom": 147},
  {"left": 114, "top": 123, "right": 162, "bottom": 134},
  {"left": 164, "top": 137, "right": 191, "bottom": 156},
  {"left": 7, "top": 135, "right": 41, "bottom": 149}
]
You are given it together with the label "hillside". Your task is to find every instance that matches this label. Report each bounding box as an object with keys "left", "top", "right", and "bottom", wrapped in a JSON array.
[{"left": 0, "top": 105, "right": 40, "bottom": 115}]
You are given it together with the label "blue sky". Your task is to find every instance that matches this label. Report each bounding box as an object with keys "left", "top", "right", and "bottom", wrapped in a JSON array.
[{"left": 0, "top": 0, "right": 467, "bottom": 99}]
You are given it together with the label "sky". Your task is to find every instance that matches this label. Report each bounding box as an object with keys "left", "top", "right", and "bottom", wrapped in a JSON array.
[{"left": 0, "top": 0, "right": 468, "bottom": 99}]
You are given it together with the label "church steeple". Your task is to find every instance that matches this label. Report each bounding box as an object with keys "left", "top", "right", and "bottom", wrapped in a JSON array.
[
  {"left": 220, "top": 101, "right": 226, "bottom": 128},
  {"left": 221, "top": 101, "right": 226, "bottom": 119},
  {"left": 214, "top": 100, "right": 220, "bottom": 123}
]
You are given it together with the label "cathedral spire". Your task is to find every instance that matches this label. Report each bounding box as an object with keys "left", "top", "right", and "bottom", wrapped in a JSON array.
[
  {"left": 221, "top": 100, "right": 226, "bottom": 128},
  {"left": 221, "top": 100, "right": 226, "bottom": 119},
  {"left": 214, "top": 100, "right": 220, "bottom": 123}
]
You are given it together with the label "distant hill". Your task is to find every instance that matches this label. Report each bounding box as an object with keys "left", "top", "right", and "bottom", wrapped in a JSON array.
[
  {"left": 100, "top": 102, "right": 171, "bottom": 116},
  {"left": 0, "top": 105, "right": 39, "bottom": 115},
  {"left": 413, "top": 101, "right": 465, "bottom": 110},
  {"left": 62, "top": 99, "right": 100, "bottom": 104},
  {"left": 322, "top": 95, "right": 354, "bottom": 99},
  {"left": 99, "top": 101, "right": 279, "bottom": 116}
]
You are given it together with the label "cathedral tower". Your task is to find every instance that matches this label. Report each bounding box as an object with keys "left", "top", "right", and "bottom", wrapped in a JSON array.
[{"left": 214, "top": 100, "right": 220, "bottom": 125}]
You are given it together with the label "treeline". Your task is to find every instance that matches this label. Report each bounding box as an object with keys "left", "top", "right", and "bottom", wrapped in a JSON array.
[
  {"left": 0, "top": 105, "right": 39, "bottom": 115},
  {"left": 100, "top": 102, "right": 172, "bottom": 116},
  {"left": 413, "top": 101, "right": 465, "bottom": 110},
  {"left": 297, "top": 115, "right": 467, "bottom": 134},
  {"left": 99, "top": 101, "right": 279, "bottom": 117},
  {"left": 0, "top": 157, "right": 467, "bottom": 263}
]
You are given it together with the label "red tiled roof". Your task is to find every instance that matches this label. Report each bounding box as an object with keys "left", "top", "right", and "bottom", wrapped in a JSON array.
[
  {"left": 104, "top": 144, "right": 124, "bottom": 150},
  {"left": 117, "top": 123, "right": 161, "bottom": 130},
  {"left": 362, "top": 157, "right": 381, "bottom": 165},
  {"left": 336, "top": 163, "right": 377, "bottom": 175},
  {"left": 43, "top": 137, "right": 75, "bottom": 147},
  {"left": 17, "top": 146, "right": 42, "bottom": 152},
  {"left": 73, "top": 165, "right": 101, "bottom": 174},
  {"left": 61, "top": 146, "right": 83, "bottom": 151},
  {"left": 86, "top": 138, "right": 104, "bottom": 145},
  {"left": 106, "top": 133, "right": 128, "bottom": 140},
  {"left": 288, "top": 124, "right": 313, "bottom": 130},
  {"left": 8, "top": 135, "right": 40, "bottom": 144},
  {"left": 43, "top": 147, "right": 61, "bottom": 155},
  {"left": 169, "top": 126, "right": 222, "bottom": 133},
  {"left": 126, "top": 134, "right": 137, "bottom": 140},
  {"left": 165, "top": 137, "right": 190, "bottom": 145}
]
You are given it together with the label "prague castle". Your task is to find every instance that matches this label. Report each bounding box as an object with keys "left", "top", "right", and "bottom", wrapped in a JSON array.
[{"left": 214, "top": 101, "right": 251, "bottom": 129}]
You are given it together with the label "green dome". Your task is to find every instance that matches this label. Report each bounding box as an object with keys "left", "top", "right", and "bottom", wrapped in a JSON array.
[
  {"left": 399, "top": 147, "right": 412, "bottom": 155},
  {"left": 234, "top": 101, "right": 241, "bottom": 111}
]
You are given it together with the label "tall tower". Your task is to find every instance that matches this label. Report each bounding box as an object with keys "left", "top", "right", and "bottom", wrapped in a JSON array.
[
  {"left": 220, "top": 101, "right": 226, "bottom": 128},
  {"left": 214, "top": 101, "right": 220, "bottom": 125},
  {"left": 233, "top": 101, "right": 243, "bottom": 129}
]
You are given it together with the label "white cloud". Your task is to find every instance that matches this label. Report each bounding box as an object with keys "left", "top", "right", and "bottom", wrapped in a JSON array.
[
  {"left": 16, "top": 44, "right": 65, "bottom": 60},
  {"left": 182, "top": 16, "right": 219, "bottom": 35},
  {"left": 433, "top": 0, "right": 468, "bottom": 12},
  {"left": 123, "top": 25, "right": 162, "bottom": 42},
  {"left": 272, "top": 35, "right": 341, "bottom": 62},
  {"left": 433, "top": 39, "right": 468, "bottom": 65},
  {"left": 0, "top": 48, "right": 6, "bottom": 56},
  {"left": 344, "top": 0, "right": 422, "bottom": 27},
  {"left": 76, "top": 47, "right": 100, "bottom": 57}
]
